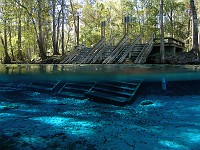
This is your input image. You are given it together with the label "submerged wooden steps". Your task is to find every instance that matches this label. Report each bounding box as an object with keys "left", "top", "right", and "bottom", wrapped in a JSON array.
[
  {"left": 25, "top": 80, "right": 142, "bottom": 106},
  {"left": 57, "top": 82, "right": 95, "bottom": 99},
  {"left": 85, "top": 81, "right": 142, "bottom": 106}
]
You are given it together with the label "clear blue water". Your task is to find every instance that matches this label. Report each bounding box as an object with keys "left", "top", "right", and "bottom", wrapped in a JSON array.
[
  {"left": 1, "top": 64, "right": 200, "bottom": 81},
  {"left": 1, "top": 64, "right": 200, "bottom": 150}
]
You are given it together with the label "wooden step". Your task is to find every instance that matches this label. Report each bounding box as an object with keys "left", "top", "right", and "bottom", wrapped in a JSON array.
[
  {"left": 91, "top": 87, "right": 132, "bottom": 98},
  {"left": 25, "top": 80, "right": 142, "bottom": 106},
  {"left": 85, "top": 80, "right": 142, "bottom": 106},
  {"left": 95, "top": 83, "right": 135, "bottom": 93},
  {"left": 84, "top": 91, "right": 129, "bottom": 106},
  {"left": 56, "top": 82, "right": 94, "bottom": 98},
  {"left": 26, "top": 81, "right": 60, "bottom": 93}
]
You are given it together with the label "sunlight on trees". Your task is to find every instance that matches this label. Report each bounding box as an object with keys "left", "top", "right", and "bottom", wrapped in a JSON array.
[{"left": 0, "top": 0, "right": 199, "bottom": 63}]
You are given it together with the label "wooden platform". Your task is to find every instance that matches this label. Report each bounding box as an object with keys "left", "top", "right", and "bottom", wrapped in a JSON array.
[
  {"left": 25, "top": 80, "right": 142, "bottom": 106},
  {"left": 153, "top": 37, "right": 185, "bottom": 55}
]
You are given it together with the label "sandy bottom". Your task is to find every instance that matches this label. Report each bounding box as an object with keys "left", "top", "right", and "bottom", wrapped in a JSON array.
[{"left": 1, "top": 83, "right": 200, "bottom": 150}]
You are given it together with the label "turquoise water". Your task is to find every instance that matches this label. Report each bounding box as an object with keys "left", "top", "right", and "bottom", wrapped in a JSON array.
[
  {"left": 1, "top": 64, "right": 200, "bottom": 149},
  {"left": 1, "top": 64, "right": 200, "bottom": 81}
]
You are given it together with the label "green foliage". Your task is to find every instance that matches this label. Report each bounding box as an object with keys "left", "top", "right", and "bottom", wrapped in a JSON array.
[{"left": 0, "top": 0, "right": 195, "bottom": 62}]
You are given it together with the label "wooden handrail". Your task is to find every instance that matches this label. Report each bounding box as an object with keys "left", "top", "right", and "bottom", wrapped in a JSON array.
[
  {"left": 103, "top": 35, "right": 129, "bottom": 64},
  {"left": 117, "top": 34, "right": 142, "bottom": 63},
  {"left": 81, "top": 38, "right": 105, "bottom": 64},
  {"left": 90, "top": 36, "right": 115, "bottom": 64},
  {"left": 154, "top": 37, "right": 185, "bottom": 47},
  {"left": 135, "top": 34, "right": 154, "bottom": 64},
  {"left": 60, "top": 44, "right": 85, "bottom": 64}
]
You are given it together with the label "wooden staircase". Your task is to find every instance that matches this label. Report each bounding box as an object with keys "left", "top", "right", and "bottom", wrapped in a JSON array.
[
  {"left": 69, "top": 48, "right": 92, "bottom": 64},
  {"left": 25, "top": 80, "right": 142, "bottom": 106},
  {"left": 134, "top": 34, "right": 154, "bottom": 64},
  {"left": 102, "top": 35, "right": 129, "bottom": 64},
  {"left": 57, "top": 82, "right": 95, "bottom": 99},
  {"left": 90, "top": 37, "right": 115, "bottom": 64},
  {"left": 60, "top": 34, "right": 153, "bottom": 64},
  {"left": 81, "top": 38, "right": 105, "bottom": 64},
  {"left": 85, "top": 80, "right": 142, "bottom": 106},
  {"left": 130, "top": 44, "right": 146, "bottom": 62},
  {"left": 60, "top": 44, "right": 85, "bottom": 64},
  {"left": 117, "top": 34, "right": 142, "bottom": 63}
]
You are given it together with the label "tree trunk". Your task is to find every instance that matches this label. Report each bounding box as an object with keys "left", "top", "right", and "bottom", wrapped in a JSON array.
[
  {"left": 160, "top": 0, "right": 165, "bottom": 63},
  {"left": 8, "top": 25, "right": 15, "bottom": 61},
  {"left": 190, "top": 0, "right": 199, "bottom": 60},
  {"left": 15, "top": 0, "right": 46, "bottom": 60},
  {"left": 2, "top": 0, "right": 11, "bottom": 64},
  {"left": 52, "top": 0, "right": 59, "bottom": 55},
  {"left": 2, "top": 25, "right": 11, "bottom": 64},
  {"left": 169, "top": 11, "right": 173, "bottom": 37},
  {"left": 37, "top": 0, "right": 46, "bottom": 59},
  {"left": 17, "top": 11, "right": 23, "bottom": 60},
  {"left": 69, "top": 0, "right": 77, "bottom": 46},
  {"left": 56, "top": 10, "right": 61, "bottom": 55},
  {"left": 61, "top": 0, "right": 65, "bottom": 55}
]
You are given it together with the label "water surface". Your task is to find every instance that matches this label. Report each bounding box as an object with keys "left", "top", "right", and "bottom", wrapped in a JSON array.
[{"left": 1, "top": 64, "right": 200, "bottom": 81}]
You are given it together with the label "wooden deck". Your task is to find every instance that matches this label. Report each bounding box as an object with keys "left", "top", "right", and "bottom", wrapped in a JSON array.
[{"left": 153, "top": 37, "right": 185, "bottom": 50}]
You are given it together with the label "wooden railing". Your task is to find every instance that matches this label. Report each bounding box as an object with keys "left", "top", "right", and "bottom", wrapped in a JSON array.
[
  {"left": 117, "top": 34, "right": 142, "bottom": 63},
  {"left": 103, "top": 35, "right": 129, "bottom": 64},
  {"left": 134, "top": 34, "right": 155, "bottom": 64},
  {"left": 60, "top": 44, "right": 85, "bottom": 64},
  {"left": 80, "top": 38, "right": 105, "bottom": 64},
  {"left": 90, "top": 36, "right": 115, "bottom": 64},
  {"left": 153, "top": 37, "right": 185, "bottom": 48}
]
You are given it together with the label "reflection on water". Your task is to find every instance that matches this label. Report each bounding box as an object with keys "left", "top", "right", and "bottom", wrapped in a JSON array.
[{"left": 0, "top": 64, "right": 200, "bottom": 81}]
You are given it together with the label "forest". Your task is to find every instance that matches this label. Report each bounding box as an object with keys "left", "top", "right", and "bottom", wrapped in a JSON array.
[{"left": 0, "top": 0, "right": 199, "bottom": 64}]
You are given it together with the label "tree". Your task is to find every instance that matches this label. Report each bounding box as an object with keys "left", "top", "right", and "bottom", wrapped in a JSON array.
[
  {"left": 190, "top": 0, "right": 199, "bottom": 60},
  {"left": 15, "top": 0, "right": 47, "bottom": 60},
  {"left": 160, "top": 0, "right": 165, "bottom": 63},
  {"left": 37, "top": 0, "right": 46, "bottom": 59},
  {"left": 17, "top": 1, "right": 23, "bottom": 60},
  {"left": 52, "top": 0, "right": 60, "bottom": 55},
  {"left": 1, "top": 0, "right": 11, "bottom": 64},
  {"left": 61, "top": 0, "right": 65, "bottom": 55}
]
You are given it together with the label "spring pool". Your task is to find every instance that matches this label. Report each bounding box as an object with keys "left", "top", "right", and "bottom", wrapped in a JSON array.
[{"left": 0, "top": 64, "right": 200, "bottom": 150}]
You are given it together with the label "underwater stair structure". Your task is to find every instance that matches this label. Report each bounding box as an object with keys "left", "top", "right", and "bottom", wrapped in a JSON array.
[
  {"left": 25, "top": 80, "right": 142, "bottom": 106},
  {"left": 85, "top": 80, "right": 142, "bottom": 106}
]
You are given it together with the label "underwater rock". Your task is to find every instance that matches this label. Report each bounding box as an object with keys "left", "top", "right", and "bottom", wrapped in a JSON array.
[
  {"left": 12, "top": 132, "right": 22, "bottom": 137},
  {"left": 140, "top": 100, "right": 153, "bottom": 106}
]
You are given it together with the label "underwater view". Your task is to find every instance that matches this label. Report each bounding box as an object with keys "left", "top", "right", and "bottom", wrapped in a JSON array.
[{"left": 1, "top": 64, "right": 200, "bottom": 150}]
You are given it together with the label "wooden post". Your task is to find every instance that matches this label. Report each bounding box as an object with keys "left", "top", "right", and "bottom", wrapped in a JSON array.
[
  {"left": 173, "top": 47, "right": 176, "bottom": 56},
  {"left": 77, "top": 15, "right": 80, "bottom": 46},
  {"left": 127, "top": 16, "right": 130, "bottom": 35},
  {"left": 124, "top": 16, "right": 127, "bottom": 35},
  {"left": 101, "top": 21, "right": 106, "bottom": 38},
  {"left": 124, "top": 16, "right": 130, "bottom": 35}
]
